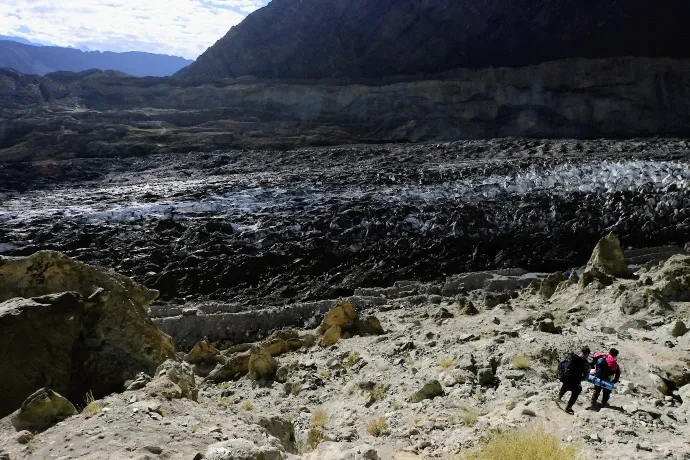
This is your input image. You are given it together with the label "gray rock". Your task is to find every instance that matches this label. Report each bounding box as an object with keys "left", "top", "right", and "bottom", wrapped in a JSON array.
[
  {"left": 205, "top": 438, "right": 281, "bottom": 460},
  {"left": 144, "top": 446, "right": 163, "bottom": 455},
  {"left": 522, "top": 408, "right": 536, "bottom": 417},
  {"left": 15, "top": 430, "right": 34, "bottom": 444},
  {"left": 537, "top": 319, "right": 562, "bottom": 334},
  {"left": 11, "top": 388, "right": 77, "bottom": 431},
  {"left": 409, "top": 380, "right": 444, "bottom": 403},
  {"left": 503, "top": 371, "right": 525, "bottom": 381},
  {"left": 671, "top": 320, "right": 688, "bottom": 337},
  {"left": 125, "top": 372, "right": 152, "bottom": 391},
  {"left": 477, "top": 367, "right": 494, "bottom": 386}
]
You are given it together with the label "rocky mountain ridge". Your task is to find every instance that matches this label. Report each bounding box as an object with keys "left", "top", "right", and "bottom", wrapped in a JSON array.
[
  {"left": 178, "top": 0, "right": 690, "bottom": 79},
  {"left": 0, "top": 40, "right": 193, "bottom": 77},
  {"left": 2, "top": 57, "right": 690, "bottom": 161}
]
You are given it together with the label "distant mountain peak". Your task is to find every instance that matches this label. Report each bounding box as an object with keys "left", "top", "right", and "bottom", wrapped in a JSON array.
[
  {"left": 0, "top": 35, "right": 43, "bottom": 46},
  {"left": 0, "top": 40, "right": 194, "bottom": 77}
]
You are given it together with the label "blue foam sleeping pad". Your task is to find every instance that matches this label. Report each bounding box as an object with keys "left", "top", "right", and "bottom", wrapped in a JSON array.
[{"left": 587, "top": 375, "right": 614, "bottom": 390}]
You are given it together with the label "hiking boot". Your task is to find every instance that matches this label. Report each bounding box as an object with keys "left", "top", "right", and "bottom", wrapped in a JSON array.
[{"left": 565, "top": 407, "right": 575, "bottom": 414}]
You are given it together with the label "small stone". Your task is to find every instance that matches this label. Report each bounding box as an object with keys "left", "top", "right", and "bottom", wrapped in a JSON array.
[
  {"left": 522, "top": 408, "right": 536, "bottom": 417},
  {"left": 144, "top": 446, "right": 163, "bottom": 454},
  {"left": 15, "top": 430, "right": 34, "bottom": 444},
  {"left": 590, "top": 433, "right": 602, "bottom": 442},
  {"left": 636, "top": 442, "right": 653, "bottom": 452},
  {"left": 491, "top": 317, "right": 500, "bottom": 325},
  {"left": 504, "top": 371, "right": 525, "bottom": 381}
]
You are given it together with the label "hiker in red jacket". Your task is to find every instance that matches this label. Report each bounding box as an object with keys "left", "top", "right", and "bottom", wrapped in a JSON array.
[{"left": 590, "top": 348, "right": 621, "bottom": 407}]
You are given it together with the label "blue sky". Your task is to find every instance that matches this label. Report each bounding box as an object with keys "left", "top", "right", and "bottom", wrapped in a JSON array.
[{"left": 0, "top": 0, "right": 270, "bottom": 59}]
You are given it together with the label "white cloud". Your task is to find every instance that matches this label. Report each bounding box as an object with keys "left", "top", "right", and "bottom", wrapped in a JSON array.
[{"left": 0, "top": 0, "right": 269, "bottom": 59}]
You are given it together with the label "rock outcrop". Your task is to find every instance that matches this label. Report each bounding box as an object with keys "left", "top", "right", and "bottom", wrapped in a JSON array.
[
  {"left": 146, "top": 360, "right": 199, "bottom": 401},
  {"left": 177, "top": 0, "right": 690, "bottom": 79},
  {"left": 0, "top": 293, "right": 84, "bottom": 418},
  {"left": 184, "top": 337, "right": 223, "bottom": 377},
  {"left": 0, "top": 251, "right": 176, "bottom": 414},
  {"left": 317, "top": 302, "right": 384, "bottom": 347},
  {"left": 585, "top": 233, "right": 631, "bottom": 278}
]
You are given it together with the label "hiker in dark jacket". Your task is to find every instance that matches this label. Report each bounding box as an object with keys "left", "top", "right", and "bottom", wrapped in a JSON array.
[
  {"left": 558, "top": 346, "right": 591, "bottom": 414},
  {"left": 590, "top": 348, "right": 621, "bottom": 407}
]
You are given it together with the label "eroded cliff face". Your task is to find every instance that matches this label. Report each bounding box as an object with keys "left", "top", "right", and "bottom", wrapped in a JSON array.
[{"left": 1, "top": 57, "right": 690, "bottom": 161}]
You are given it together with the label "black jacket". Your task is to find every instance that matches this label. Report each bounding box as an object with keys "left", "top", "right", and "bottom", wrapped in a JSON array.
[{"left": 564, "top": 353, "right": 591, "bottom": 383}]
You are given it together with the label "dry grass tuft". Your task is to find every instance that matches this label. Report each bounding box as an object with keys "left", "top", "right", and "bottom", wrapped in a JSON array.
[
  {"left": 462, "top": 426, "right": 580, "bottom": 460},
  {"left": 368, "top": 384, "right": 388, "bottom": 401},
  {"left": 343, "top": 352, "right": 361, "bottom": 368},
  {"left": 307, "top": 428, "right": 326, "bottom": 451},
  {"left": 367, "top": 417, "right": 390, "bottom": 437},
  {"left": 82, "top": 391, "right": 100, "bottom": 418},
  {"left": 512, "top": 354, "right": 531, "bottom": 370},
  {"left": 241, "top": 400, "right": 253, "bottom": 411},
  {"left": 311, "top": 408, "right": 328, "bottom": 428},
  {"left": 459, "top": 404, "right": 479, "bottom": 427},
  {"left": 440, "top": 357, "right": 456, "bottom": 369}
]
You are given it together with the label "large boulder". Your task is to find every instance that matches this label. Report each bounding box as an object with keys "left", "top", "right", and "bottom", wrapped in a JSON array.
[
  {"left": 652, "top": 255, "right": 690, "bottom": 301},
  {"left": 0, "top": 251, "right": 176, "bottom": 409},
  {"left": 317, "top": 302, "right": 384, "bottom": 347},
  {"left": 585, "top": 233, "right": 631, "bottom": 278},
  {"left": 184, "top": 337, "right": 223, "bottom": 377},
  {"left": 11, "top": 388, "right": 77, "bottom": 431},
  {"left": 205, "top": 352, "right": 251, "bottom": 383},
  {"left": 318, "top": 301, "right": 358, "bottom": 334},
  {"left": 260, "top": 329, "right": 304, "bottom": 357},
  {"left": 0, "top": 292, "right": 84, "bottom": 418},
  {"left": 248, "top": 346, "right": 278, "bottom": 382},
  {"left": 650, "top": 361, "right": 690, "bottom": 390},
  {"left": 147, "top": 360, "right": 199, "bottom": 401}
]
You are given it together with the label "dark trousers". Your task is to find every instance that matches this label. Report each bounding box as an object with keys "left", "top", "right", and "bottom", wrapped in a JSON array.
[
  {"left": 559, "top": 381, "right": 582, "bottom": 409},
  {"left": 591, "top": 385, "right": 612, "bottom": 405}
]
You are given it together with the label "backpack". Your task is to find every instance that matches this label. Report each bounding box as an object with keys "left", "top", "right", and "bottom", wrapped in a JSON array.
[
  {"left": 592, "top": 353, "right": 611, "bottom": 378},
  {"left": 557, "top": 353, "right": 578, "bottom": 381}
]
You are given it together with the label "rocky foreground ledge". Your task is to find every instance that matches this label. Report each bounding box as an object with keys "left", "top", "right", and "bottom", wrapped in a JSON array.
[{"left": 0, "top": 234, "right": 689, "bottom": 459}]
